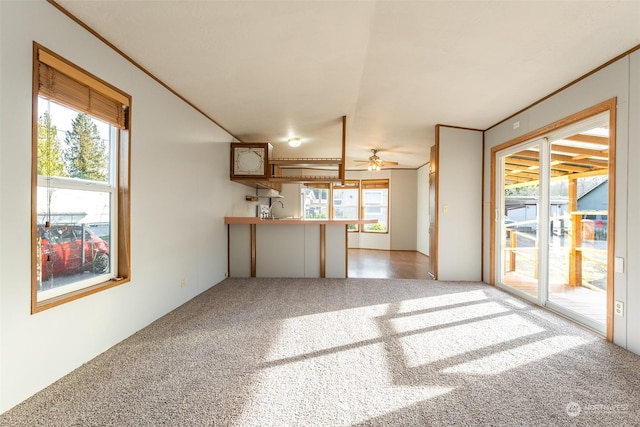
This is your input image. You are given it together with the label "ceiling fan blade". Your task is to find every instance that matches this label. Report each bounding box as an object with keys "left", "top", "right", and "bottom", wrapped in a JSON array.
[{"left": 381, "top": 161, "right": 399, "bottom": 166}]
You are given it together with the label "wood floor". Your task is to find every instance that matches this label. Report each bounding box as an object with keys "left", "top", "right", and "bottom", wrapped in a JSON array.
[
  {"left": 502, "top": 273, "right": 607, "bottom": 326},
  {"left": 348, "top": 249, "right": 430, "bottom": 279}
]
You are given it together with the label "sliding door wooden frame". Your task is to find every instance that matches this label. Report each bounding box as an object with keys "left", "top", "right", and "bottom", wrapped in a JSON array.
[{"left": 489, "top": 97, "right": 616, "bottom": 341}]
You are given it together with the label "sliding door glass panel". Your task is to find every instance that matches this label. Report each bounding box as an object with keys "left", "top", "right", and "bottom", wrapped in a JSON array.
[
  {"left": 498, "top": 143, "right": 541, "bottom": 299},
  {"left": 547, "top": 115, "right": 609, "bottom": 328}
]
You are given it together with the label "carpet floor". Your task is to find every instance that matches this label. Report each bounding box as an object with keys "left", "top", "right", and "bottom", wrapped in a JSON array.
[{"left": 2, "top": 278, "right": 640, "bottom": 426}]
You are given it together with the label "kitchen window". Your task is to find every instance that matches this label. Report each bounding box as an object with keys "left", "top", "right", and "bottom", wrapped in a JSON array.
[
  {"left": 301, "top": 184, "right": 330, "bottom": 219},
  {"left": 32, "top": 43, "right": 131, "bottom": 312},
  {"left": 332, "top": 180, "right": 360, "bottom": 231}
]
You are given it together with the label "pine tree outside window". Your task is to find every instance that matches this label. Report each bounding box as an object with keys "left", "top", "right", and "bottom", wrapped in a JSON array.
[{"left": 32, "top": 44, "right": 131, "bottom": 312}]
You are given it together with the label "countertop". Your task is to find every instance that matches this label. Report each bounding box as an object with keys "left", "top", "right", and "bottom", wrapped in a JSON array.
[{"left": 225, "top": 217, "right": 377, "bottom": 225}]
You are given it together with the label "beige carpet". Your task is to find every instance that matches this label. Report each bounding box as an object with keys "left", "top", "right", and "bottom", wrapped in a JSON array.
[{"left": 2, "top": 278, "right": 639, "bottom": 426}]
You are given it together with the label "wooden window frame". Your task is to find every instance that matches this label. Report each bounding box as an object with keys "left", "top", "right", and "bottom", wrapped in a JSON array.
[
  {"left": 31, "top": 43, "right": 131, "bottom": 313},
  {"left": 361, "top": 179, "right": 390, "bottom": 233}
]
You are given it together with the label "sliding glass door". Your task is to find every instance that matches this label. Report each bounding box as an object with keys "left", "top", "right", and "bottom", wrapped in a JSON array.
[
  {"left": 496, "top": 140, "right": 542, "bottom": 300},
  {"left": 494, "top": 109, "right": 612, "bottom": 335}
]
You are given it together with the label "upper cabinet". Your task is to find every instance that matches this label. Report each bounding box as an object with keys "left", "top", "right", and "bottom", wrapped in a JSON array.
[
  {"left": 229, "top": 117, "right": 347, "bottom": 189},
  {"left": 230, "top": 142, "right": 272, "bottom": 179}
]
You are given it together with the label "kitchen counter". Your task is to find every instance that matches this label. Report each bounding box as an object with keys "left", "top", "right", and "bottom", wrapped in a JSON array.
[
  {"left": 225, "top": 217, "right": 377, "bottom": 278},
  {"left": 224, "top": 217, "right": 377, "bottom": 225}
]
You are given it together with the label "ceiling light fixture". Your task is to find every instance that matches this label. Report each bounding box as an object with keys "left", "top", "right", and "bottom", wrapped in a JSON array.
[
  {"left": 288, "top": 137, "right": 301, "bottom": 148},
  {"left": 368, "top": 151, "right": 382, "bottom": 171}
]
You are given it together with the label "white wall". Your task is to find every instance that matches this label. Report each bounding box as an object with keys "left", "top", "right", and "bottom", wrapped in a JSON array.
[
  {"left": 0, "top": 1, "right": 239, "bottom": 412},
  {"left": 275, "top": 183, "right": 301, "bottom": 218},
  {"left": 416, "top": 163, "right": 430, "bottom": 255},
  {"left": 345, "top": 169, "right": 419, "bottom": 251},
  {"left": 626, "top": 50, "right": 640, "bottom": 354},
  {"left": 390, "top": 169, "right": 418, "bottom": 250},
  {"left": 483, "top": 53, "right": 638, "bottom": 352},
  {"left": 437, "top": 127, "right": 483, "bottom": 281}
]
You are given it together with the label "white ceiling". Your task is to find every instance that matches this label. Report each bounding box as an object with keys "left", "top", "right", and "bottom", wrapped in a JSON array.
[{"left": 56, "top": 0, "right": 640, "bottom": 170}]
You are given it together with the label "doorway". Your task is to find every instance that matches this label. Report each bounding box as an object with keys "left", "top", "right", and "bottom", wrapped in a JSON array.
[{"left": 492, "top": 101, "right": 615, "bottom": 338}]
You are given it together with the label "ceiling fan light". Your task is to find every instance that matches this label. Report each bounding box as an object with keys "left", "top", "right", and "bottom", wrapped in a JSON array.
[
  {"left": 288, "top": 137, "right": 301, "bottom": 147},
  {"left": 368, "top": 164, "right": 373, "bottom": 171}
]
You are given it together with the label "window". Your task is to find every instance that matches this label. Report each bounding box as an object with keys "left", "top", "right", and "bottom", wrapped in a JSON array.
[
  {"left": 361, "top": 179, "right": 389, "bottom": 232},
  {"left": 301, "top": 184, "right": 329, "bottom": 219},
  {"left": 32, "top": 43, "right": 131, "bottom": 312},
  {"left": 332, "top": 180, "right": 360, "bottom": 231}
]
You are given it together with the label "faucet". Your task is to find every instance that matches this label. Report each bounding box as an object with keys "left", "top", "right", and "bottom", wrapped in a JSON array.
[{"left": 267, "top": 200, "right": 284, "bottom": 218}]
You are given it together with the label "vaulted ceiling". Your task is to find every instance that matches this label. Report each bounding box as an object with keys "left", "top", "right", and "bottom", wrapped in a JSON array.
[{"left": 55, "top": 1, "right": 640, "bottom": 170}]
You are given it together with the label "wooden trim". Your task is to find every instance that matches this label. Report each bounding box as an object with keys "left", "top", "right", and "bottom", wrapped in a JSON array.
[
  {"left": 227, "top": 224, "right": 230, "bottom": 277},
  {"left": 32, "top": 278, "right": 130, "bottom": 313},
  {"left": 320, "top": 224, "right": 326, "bottom": 278},
  {"left": 481, "top": 131, "right": 485, "bottom": 281},
  {"left": 434, "top": 131, "right": 439, "bottom": 280},
  {"left": 486, "top": 43, "right": 640, "bottom": 132},
  {"left": 606, "top": 102, "right": 616, "bottom": 342},
  {"left": 345, "top": 225, "right": 349, "bottom": 278},
  {"left": 250, "top": 224, "right": 256, "bottom": 277},
  {"left": 340, "top": 116, "right": 346, "bottom": 184},
  {"left": 117, "top": 128, "right": 132, "bottom": 280},
  {"left": 435, "top": 123, "right": 484, "bottom": 133},
  {"left": 489, "top": 140, "right": 496, "bottom": 285},
  {"left": 491, "top": 99, "right": 616, "bottom": 155},
  {"left": 31, "top": 46, "right": 40, "bottom": 314},
  {"left": 46, "top": 0, "right": 242, "bottom": 142}
]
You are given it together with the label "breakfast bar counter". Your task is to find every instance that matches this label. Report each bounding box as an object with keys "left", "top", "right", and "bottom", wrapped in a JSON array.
[{"left": 225, "top": 217, "right": 376, "bottom": 278}]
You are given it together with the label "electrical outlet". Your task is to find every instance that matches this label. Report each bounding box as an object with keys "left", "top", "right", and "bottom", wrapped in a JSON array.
[
  {"left": 180, "top": 277, "right": 186, "bottom": 288},
  {"left": 615, "top": 301, "right": 624, "bottom": 317}
]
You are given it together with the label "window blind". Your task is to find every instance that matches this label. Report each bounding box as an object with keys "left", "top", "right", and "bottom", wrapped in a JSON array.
[
  {"left": 361, "top": 179, "right": 389, "bottom": 189},
  {"left": 37, "top": 47, "right": 129, "bottom": 129}
]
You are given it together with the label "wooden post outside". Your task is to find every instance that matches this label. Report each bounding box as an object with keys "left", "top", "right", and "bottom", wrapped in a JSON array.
[
  {"left": 568, "top": 178, "right": 581, "bottom": 286},
  {"left": 509, "top": 229, "right": 517, "bottom": 272},
  {"left": 569, "top": 213, "right": 582, "bottom": 286}
]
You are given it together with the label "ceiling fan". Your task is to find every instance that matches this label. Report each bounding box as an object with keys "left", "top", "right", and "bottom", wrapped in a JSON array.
[{"left": 354, "top": 149, "right": 399, "bottom": 171}]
